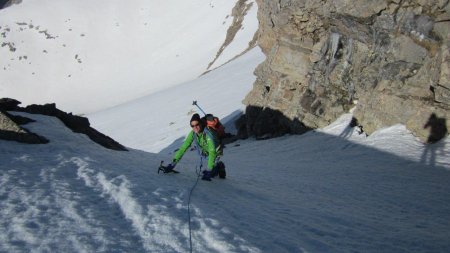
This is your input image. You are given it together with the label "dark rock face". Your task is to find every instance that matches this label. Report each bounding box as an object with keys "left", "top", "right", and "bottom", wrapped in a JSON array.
[
  {"left": 0, "top": 0, "right": 9, "bottom": 9},
  {"left": 0, "top": 111, "right": 48, "bottom": 144},
  {"left": 0, "top": 98, "right": 21, "bottom": 111},
  {"left": 0, "top": 98, "right": 128, "bottom": 151},
  {"left": 243, "top": 0, "right": 450, "bottom": 142},
  {"left": 19, "top": 103, "right": 128, "bottom": 151},
  {"left": 0, "top": 98, "right": 47, "bottom": 144},
  {"left": 236, "top": 106, "right": 311, "bottom": 139},
  {"left": 0, "top": 0, "right": 21, "bottom": 9}
]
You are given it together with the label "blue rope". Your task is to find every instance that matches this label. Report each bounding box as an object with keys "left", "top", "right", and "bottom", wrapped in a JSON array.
[{"left": 187, "top": 137, "right": 204, "bottom": 253}]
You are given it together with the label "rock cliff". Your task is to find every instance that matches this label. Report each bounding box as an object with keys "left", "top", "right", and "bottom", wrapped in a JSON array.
[
  {"left": 242, "top": 0, "right": 449, "bottom": 142},
  {"left": 0, "top": 110, "right": 49, "bottom": 144}
]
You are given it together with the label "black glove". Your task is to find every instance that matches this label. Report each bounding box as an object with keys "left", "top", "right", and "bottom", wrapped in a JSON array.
[
  {"left": 158, "top": 160, "right": 179, "bottom": 174},
  {"left": 201, "top": 170, "right": 212, "bottom": 181},
  {"left": 165, "top": 163, "right": 176, "bottom": 172}
]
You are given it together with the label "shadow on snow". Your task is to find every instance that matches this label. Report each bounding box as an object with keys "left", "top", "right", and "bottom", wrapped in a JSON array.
[
  {"left": 155, "top": 106, "right": 450, "bottom": 253},
  {"left": 1, "top": 109, "right": 449, "bottom": 253}
]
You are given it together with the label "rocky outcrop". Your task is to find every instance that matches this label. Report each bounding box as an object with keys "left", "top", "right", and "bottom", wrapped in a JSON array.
[
  {"left": 0, "top": 98, "right": 128, "bottom": 151},
  {"left": 242, "top": 0, "right": 450, "bottom": 142},
  {"left": 205, "top": 0, "right": 258, "bottom": 73},
  {"left": 0, "top": 110, "right": 48, "bottom": 144},
  {"left": 236, "top": 105, "right": 312, "bottom": 139}
]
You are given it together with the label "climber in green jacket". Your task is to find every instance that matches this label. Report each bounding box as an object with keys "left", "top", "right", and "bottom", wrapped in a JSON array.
[{"left": 166, "top": 113, "right": 226, "bottom": 181}]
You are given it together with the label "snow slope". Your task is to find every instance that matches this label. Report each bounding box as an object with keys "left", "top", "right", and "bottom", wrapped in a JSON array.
[
  {"left": 2, "top": 0, "right": 450, "bottom": 252},
  {"left": 89, "top": 46, "right": 264, "bottom": 153},
  {"left": 1, "top": 110, "right": 449, "bottom": 253},
  {"left": 0, "top": 0, "right": 258, "bottom": 113}
]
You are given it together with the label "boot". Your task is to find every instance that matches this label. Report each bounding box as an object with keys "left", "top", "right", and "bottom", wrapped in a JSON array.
[{"left": 217, "top": 161, "right": 226, "bottom": 179}]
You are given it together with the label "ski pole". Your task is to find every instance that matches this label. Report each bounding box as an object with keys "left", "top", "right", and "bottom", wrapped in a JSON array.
[{"left": 192, "top": 101, "right": 207, "bottom": 116}]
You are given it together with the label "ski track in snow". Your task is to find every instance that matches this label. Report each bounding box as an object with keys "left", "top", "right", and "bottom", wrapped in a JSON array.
[
  {"left": 72, "top": 154, "right": 262, "bottom": 253},
  {"left": 1, "top": 113, "right": 264, "bottom": 253},
  {"left": 0, "top": 155, "right": 111, "bottom": 252}
]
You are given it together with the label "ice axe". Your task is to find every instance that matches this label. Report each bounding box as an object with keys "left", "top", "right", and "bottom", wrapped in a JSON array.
[
  {"left": 192, "top": 101, "right": 207, "bottom": 116},
  {"left": 158, "top": 160, "right": 179, "bottom": 174}
]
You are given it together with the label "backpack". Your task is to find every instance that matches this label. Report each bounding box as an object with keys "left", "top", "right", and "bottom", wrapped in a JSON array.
[
  {"left": 200, "top": 114, "right": 226, "bottom": 155},
  {"left": 203, "top": 114, "right": 226, "bottom": 139}
]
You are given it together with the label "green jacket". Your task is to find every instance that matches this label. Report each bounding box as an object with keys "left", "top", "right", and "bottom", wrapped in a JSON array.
[{"left": 173, "top": 129, "right": 221, "bottom": 170}]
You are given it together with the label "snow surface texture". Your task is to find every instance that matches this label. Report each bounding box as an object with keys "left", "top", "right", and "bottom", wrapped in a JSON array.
[
  {"left": 0, "top": 0, "right": 258, "bottom": 113},
  {"left": 1, "top": 111, "right": 450, "bottom": 253}
]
